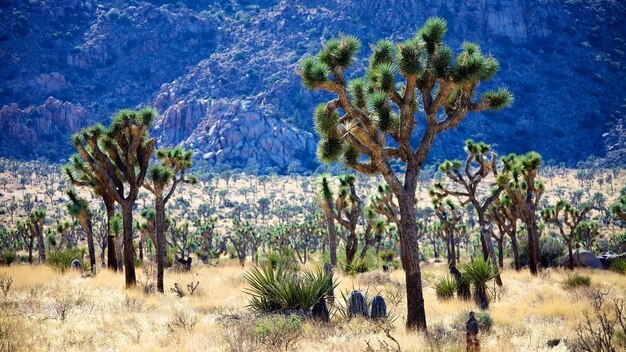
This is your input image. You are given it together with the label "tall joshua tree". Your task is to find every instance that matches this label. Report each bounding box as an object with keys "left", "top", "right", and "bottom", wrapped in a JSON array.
[
  {"left": 317, "top": 175, "right": 339, "bottom": 266},
  {"left": 28, "top": 209, "right": 46, "bottom": 263},
  {"left": 65, "top": 188, "right": 96, "bottom": 272},
  {"left": 486, "top": 194, "right": 521, "bottom": 270},
  {"left": 300, "top": 18, "right": 513, "bottom": 329},
  {"left": 143, "top": 147, "right": 196, "bottom": 293},
  {"left": 71, "top": 108, "right": 156, "bottom": 287},
  {"left": 55, "top": 220, "right": 72, "bottom": 250},
  {"left": 65, "top": 155, "right": 119, "bottom": 270},
  {"left": 431, "top": 199, "right": 462, "bottom": 266},
  {"left": 500, "top": 152, "right": 544, "bottom": 275},
  {"left": 429, "top": 140, "right": 502, "bottom": 284},
  {"left": 541, "top": 200, "right": 591, "bottom": 270},
  {"left": 299, "top": 18, "right": 513, "bottom": 330}
]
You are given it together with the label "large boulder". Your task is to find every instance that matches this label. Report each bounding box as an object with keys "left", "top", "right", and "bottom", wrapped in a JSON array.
[
  {"left": 597, "top": 252, "right": 626, "bottom": 269},
  {"left": 561, "top": 249, "right": 602, "bottom": 269}
]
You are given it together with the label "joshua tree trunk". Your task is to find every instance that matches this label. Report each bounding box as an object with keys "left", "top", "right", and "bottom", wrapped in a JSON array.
[
  {"left": 35, "top": 223, "right": 45, "bottom": 263},
  {"left": 79, "top": 215, "right": 96, "bottom": 273},
  {"left": 155, "top": 196, "right": 166, "bottom": 293},
  {"left": 497, "top": 238, "right": 504, "bottom": 268},
  {"left": 527, "top": 224, "right": 540, "bottom": 275},
  {"left": 567, "top": 240, "right": 574, "bottom": 270},
  {"left": 346, "top": 229, "right": 358, "bottom": 265},
  {"left": 397, "top": 192, "right": 427, "bottom": 331},
  {"left": 121, "top": 203, "right": 136, "bottom": 287},
  {"left": 476, "top": 211, "right": 502, "bottom": 285},
  {"left": 324, "top": 213, "right": 337, "bottom": 267},
  {"left": 105, "top": 203, "right": 117, "bottom": 271}
]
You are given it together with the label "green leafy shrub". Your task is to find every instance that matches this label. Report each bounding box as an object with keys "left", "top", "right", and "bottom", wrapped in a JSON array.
[
  {"left": 253, "top": 314, "right": 303, "bottom": 350},
  {"left": 519, "top": 236, "right": 565, "bottom": 268},
  {"left": 562, "top": 274, "right": 591, "bottom": 290},
  {"left": 610, "top": 259, "right": 626, "bottom": 275},
  {"left": 434, "top": 275, "right": 456, "bottom": 300},
  {"left": 264, "top": 249, "right": 298, "bottom": 271},
  {"left": 0, "top": 251, "right": 16, "bottom": 266},
  {"left": 243, "top": 263, "right": 337, "bottom": 315},
  {"left": 46, "top": 248, "right": 86, "bottom": 272},
  {"left": 345, "top": 258, "right": 369, "bottom": 275}
]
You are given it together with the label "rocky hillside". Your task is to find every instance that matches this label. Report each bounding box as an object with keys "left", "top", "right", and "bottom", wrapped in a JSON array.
[{"left": 0, "top": 0, "right": 624, "bottom": 170}]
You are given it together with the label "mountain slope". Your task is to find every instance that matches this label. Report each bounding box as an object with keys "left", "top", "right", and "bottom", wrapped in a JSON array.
[{"left": 0, "top": 0, "right": 624, "bottom": 169}]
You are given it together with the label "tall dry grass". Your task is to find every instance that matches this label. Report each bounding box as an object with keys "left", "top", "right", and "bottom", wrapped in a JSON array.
[{"left": 0, "top": 261, "right": 624, "bottom": 352}]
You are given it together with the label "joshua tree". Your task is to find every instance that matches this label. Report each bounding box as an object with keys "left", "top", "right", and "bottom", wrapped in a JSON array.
[
  {"left": 54, "top": 220, "right": 72, "bottom": 250},
  {"left": 541, "top": 201, "right": 591, "bottom": 269},
  {"left": 575, "top": 220, "right": 599, "bottom": 250},
  {"left": 360, "top": 206, "right": 387, "bottom": 257},
  {"left": 486, "top": 194, "right": 521, "bottom": 270},
  {"left": 143, "top": 147, "right": 196, "bottom": 293},
  {"left": 299, "top": 17, "right": 513, "bottom": 330},
  {"left": 431, "top": 199, "right": 463, "bottom": 266},
  {"left": 139, "top": 208, "right": 157, "bottom": 261},
  {"left": 317, "top": 175, "right": 339, "bottom": 266},
  {"left": 17, "top": 221, "right": 35, "bottom": 263},
  {"left": 65, "top": 157, "right": 118, "bottom": 271},
  {"left": 194, "top": 215, "right": 221, "bottom": 263},
  {"left": 70, "top": 108, "right": 156, "bottom": 287},
  {"left": 65, "top": 188, "right": 96, "bottom": 272},
  {"left": 611, "top": 196, "right": 626, "bottom": 222},
  {"left": 28, "top": 209, "right": 46, "bottom": 262},
  {"left": 500, "top": 152, "right": 544, "bottom": 275},
  {"left": 6, "top": 199, "right": 17, "bottom": 224},
  {"left": 317, "top": 174, "right": 362, "bottom": 266},
  {"left": 429, "top": 140, "right": 502, "bottom": 283}
]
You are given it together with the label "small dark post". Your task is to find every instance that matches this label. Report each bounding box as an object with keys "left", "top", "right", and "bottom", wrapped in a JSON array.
[{"left": 466, "top": 311, "right": 480, "bottom": 352}]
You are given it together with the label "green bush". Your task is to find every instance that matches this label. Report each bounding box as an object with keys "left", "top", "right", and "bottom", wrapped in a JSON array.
[
  {"left": 434, "top": 275, "right": 456, "bottom": 300},
  {"left": 519, "top": 236, "right": 565, "bottom": 268},
  {"left": 0, "top": 251, "right": 16, "bottom": 265},
  {"left": 345, "top": 258, "right": 369, "bottom": 275},
  {"left": 562, "top": 274, "right": 591, "bottom": 290},
  {"left": 264, "top": 249, "right": 298, "bottom": 271},
  {"left": 46, "top": 248, "right": 86, "bottom": 272},
  {"left": 379, "top": 249, "right": 394, "bottom": 262},
  {"left": 610, "top": 259, "right": 626, "bottom": 275},
  {"left": 476, "top": 311, "right": 493, "bottom": 332},
  {"left": 253, "top": 314, "right": 303, "bottom": 350},
  {"left": 243, "top": 262, "right": 337, "bottom": 314}
]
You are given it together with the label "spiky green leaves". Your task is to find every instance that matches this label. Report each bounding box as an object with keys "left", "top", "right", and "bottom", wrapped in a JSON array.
[
  {"left": 347, "top": 78, "right": 368, "bottom": 109},
  {"left": 318, "top": 35, "right": 361, "bottom": 70},
  {"left": 398, "top": 39, "right": 424, "bottom": 76},
  {"left": 417, "top": 17, "right": 447, "bottom": 52},
  {"left": 369, "top": 92, "right": 396, "bottom": 132},
  {"left": 316, "top": 137, "right": 343, "bottom": 163},
  {"left": 482, "top": 88, "right": 514, "bottom": 110},
  {"left": 317, "top": 175, "right": 333, "bottom": 201},
  {"left": 521, "top": 152, "right": 542, "bottom": 171},
  {"left": 464, "top": 139, "right": 490, "bottom": 155},
  {"left": 148, "top": 165, "right": 175, "bottom": 186},
  {"left": 430, "top": 45, "right": 453, "bottom": 78},
  {"left": 300, "top": 57, "right": 330, "bottom": 89},
  {"left": 370, "top": 62, "right": 396, "bottom": 93},
  {"left": 342, "top": 144, "right": 360, "bottom": 166},
  {"left": 370, "top": 40, "right": 395, "bottom": 68},
  {"left": 313, "top": 104, "right": 339, "bottom": 138},
  {"left": 438, "top": 160, "right": 462, "bottom": 172}
]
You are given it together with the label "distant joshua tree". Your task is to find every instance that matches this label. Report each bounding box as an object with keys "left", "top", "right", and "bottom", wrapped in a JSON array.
[
  {"left": 65, "top": 188, "right": 96, "bottom": 272},
  {"left": 541, "top": 200, "right": 591, "bottom": 269},
  {"left": 70, "top": 108, "right": 156, "bottom": 287},
  {"left": 143, "top": 147, "right": 196, "bottom": 293},
  {"left": 299, "top": 17, "right": 513, "bottom": 329},
  {"left": 28, "top": 209, "right": 46, "bottom": 263}
]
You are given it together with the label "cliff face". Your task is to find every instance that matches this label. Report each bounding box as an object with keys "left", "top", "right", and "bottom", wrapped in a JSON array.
[
  {"left": 0, "top": 0, "right": 624, "bottom": 168},
  {"left": 0, "top": 97, "right": 90, "bottom": 160}
]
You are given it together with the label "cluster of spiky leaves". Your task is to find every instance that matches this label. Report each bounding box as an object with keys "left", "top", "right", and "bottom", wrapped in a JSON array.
[
  {"left": 300, "top": 17, "right": 514, "bottom": 170},
  {"left": 65, "top": 188, "right": 90, "bottom": 219},
  {"left": 243, "top": 262, "right": 337, "bottom": 314},
  {"left": 499, "top": 151, "right": 544, "bottom": 193}
]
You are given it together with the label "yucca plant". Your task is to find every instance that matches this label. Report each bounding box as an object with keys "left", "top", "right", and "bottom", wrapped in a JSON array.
[
  {"left": 243, "top": 263, "right": 337, "bottom": 316},
  {"left": 462, "top": 259, "right": 499, "bottom": 309},
  {"left": 434, "top": 275, "right": 456, "bottom": 301}
]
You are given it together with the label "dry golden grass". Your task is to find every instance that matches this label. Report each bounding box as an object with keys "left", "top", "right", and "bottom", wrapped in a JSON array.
[{"left": 1, "top": 260, "right": 624, "bottom": 352}]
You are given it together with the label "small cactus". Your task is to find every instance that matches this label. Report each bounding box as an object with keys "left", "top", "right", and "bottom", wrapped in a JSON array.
[
  {"left": 370, "top": 295, "right": 387, "bottom": 320},
  {"left": 347, "top": 290, "right": 368, "bottom": 318},
  {"left": 311, "top": 300, "right": 330, "bottom": 322}
]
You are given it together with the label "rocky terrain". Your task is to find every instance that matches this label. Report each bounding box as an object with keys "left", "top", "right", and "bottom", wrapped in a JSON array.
[{"left": 0, "top": 0, "right": 624, "bottom": 170}]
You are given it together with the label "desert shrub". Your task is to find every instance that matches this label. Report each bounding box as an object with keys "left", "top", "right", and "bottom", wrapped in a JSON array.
[
  {"left": 46, "top": 248, "right": 85, "bottom": 272},
  {"left": 166, "top": 307, "right": 199, "bottom": 333},
  {"left": 572, "top": 289, "right": 626, "bottom": 351},
  {"left": 563, "top": 274, "right": 591, "bottom": 290},
  {"left": 220, "top": 317, "right": 260, "bottom": 352},
  {"left": 50, "top": 287, "right": 87, "bottom": 321},
  {"left": 243, "top": 262, "right": 336, "bottom": 315},
  {"left": 462, "top": 259, "right": 498, "bottom": 309},
  {"left": 453, "top": 310, "right": 493, "bottom": 333},
  {"left": 264, "top": 249, "right": 298, "bottom": 271},
  {"left": 345, "top": 258, "right": 369, "bottom": 275},
  {"left": 357, "top": 270, "right": 390, "bottom": 286},
  {"left": 138, "top": 261, "right": 156, "bottom": 294},
  {"left": 0, "top": 252, "right": 15, "bottom": 266},
  {"left": 379, "top": 249, "right": 395, "bottom": 262},
  {"left": 610, "top": 259, "right": 626, "bottom": 275},
  {"left": 253, "top": 314, "right": 303, "bottom": 351},
  {"left": 519, "top": 235, "right": 565, "bottom": 268},
  {"left": 0, "top": 316, "right": 26, "bottom": 352},
  {"left": 434, "top": 275, "right": 456, "bottom": 301}
]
